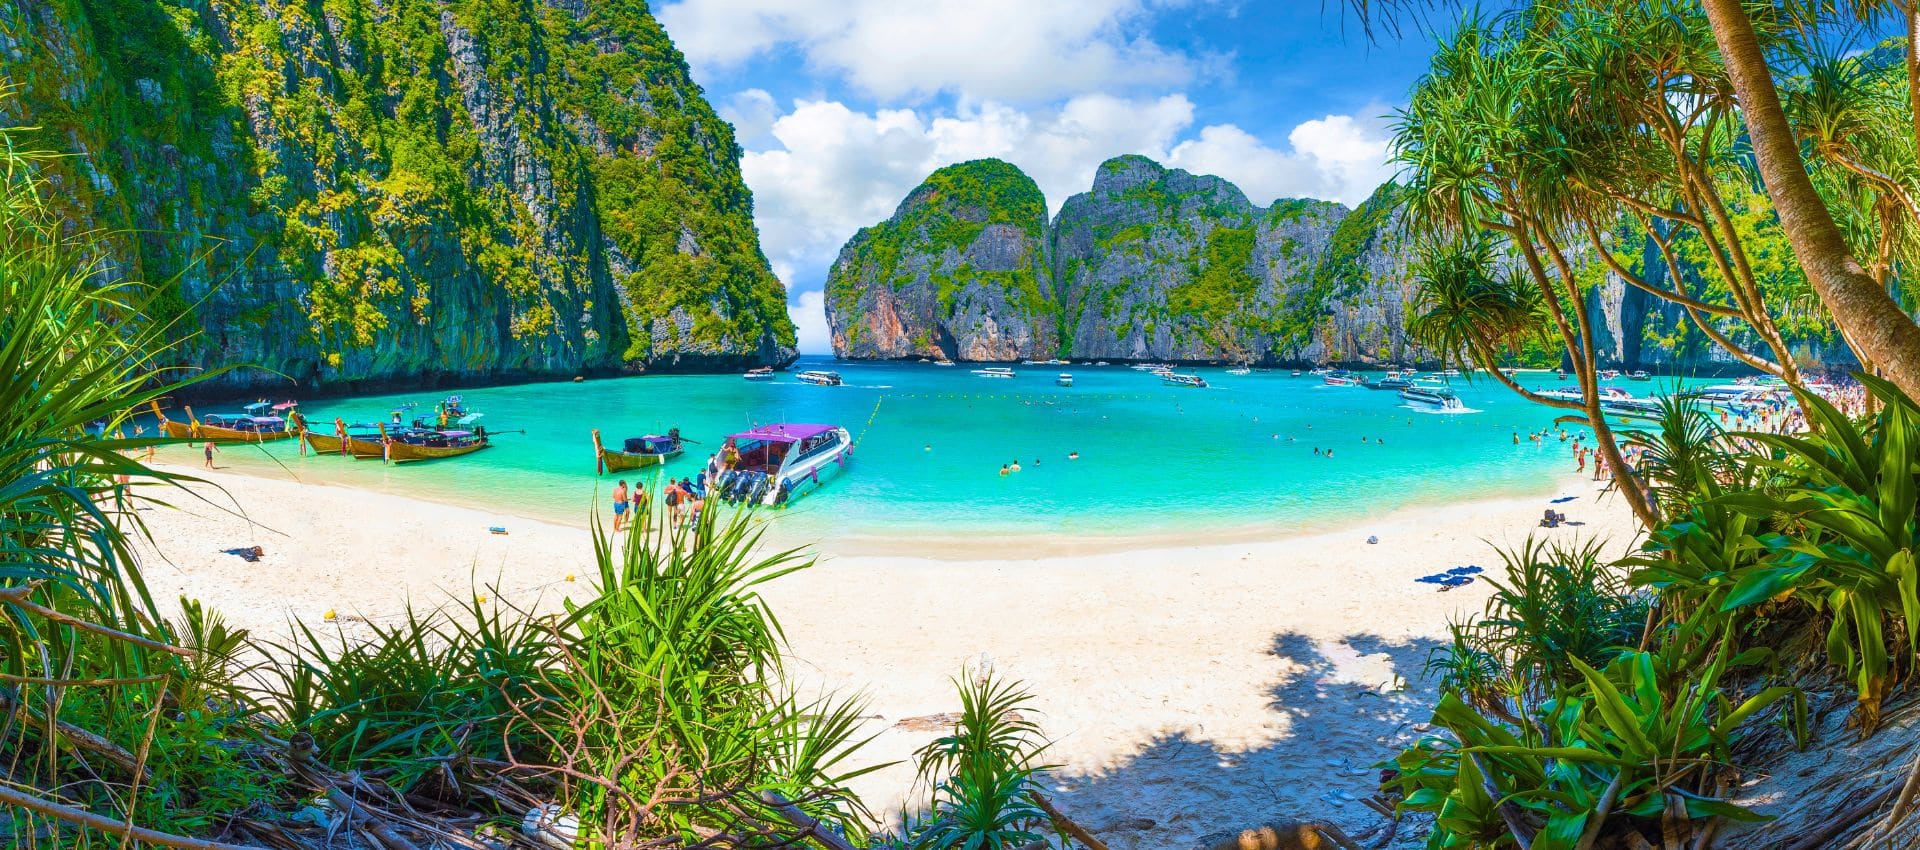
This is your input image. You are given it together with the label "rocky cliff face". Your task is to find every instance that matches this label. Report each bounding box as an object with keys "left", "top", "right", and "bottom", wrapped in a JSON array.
[
  {"left": 1, "top": 0, "right": 796, "bottom": 394},
  {"left": 824, "top": 159, "right": 1055, "bottom": 361},
  {"left": 827, "top": 154, "right": 1851, "bottom": 371},
  {"left": 827, "top": 155, "right": 1430, "bottom": 365}
]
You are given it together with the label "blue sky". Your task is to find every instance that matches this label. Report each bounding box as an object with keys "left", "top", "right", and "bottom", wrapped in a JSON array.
[{"left": 654, "top": 0, "right": 1448, "bottom": 351}]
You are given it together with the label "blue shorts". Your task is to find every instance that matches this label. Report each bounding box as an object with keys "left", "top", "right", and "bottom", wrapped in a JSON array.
[{"left": 613, "top": 502, "right": 628, "bottom": 515}]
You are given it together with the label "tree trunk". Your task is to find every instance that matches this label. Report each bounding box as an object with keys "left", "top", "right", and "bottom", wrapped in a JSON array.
[{"left": 1701, "top": 0, "right": 1920, "bottom": 394}]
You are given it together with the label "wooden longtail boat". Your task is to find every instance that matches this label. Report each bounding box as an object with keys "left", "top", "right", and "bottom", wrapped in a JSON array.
[
  {"left": 592, "top": 428, "right": 684, "bottom": 473},
  {"left": 303, "top": 419, "right": 385, "bottom": 458},
  {"left": 376, "top": 423, "right": 491, "bottom": 464},
  {"left": 149, "top": 400, "right": 298, "bottom": 443}
]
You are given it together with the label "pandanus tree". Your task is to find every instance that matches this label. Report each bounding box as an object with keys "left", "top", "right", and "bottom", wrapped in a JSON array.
[{"left": 1396, "top": 18, "right": 1665, "bottom": 526}]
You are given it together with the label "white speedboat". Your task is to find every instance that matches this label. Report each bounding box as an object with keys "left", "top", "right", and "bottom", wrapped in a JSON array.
[
  {"left": 1322, "top": 370, "right": 1363, "bottom": 386},
  {"left": 1227, "top": 366, "right": 1251, "bottom": 376},
  {"left": 795, "top": 370, "right": 843, "bottom": 386},
  {"left": 1131, "top": 363, "right": 1174, "bottom": 372},
  {"left": 973, "top": 366, "right": 1016, "bottom": 379},
  {"left": 1401, "top": 379, "right": 1465, "bottom": 410},
  {"left": 1056, "top": 373, "right": 1074, "bottom": 387},
  {"left": 709, "top": 423, "right": 852, "bottom": 506},
  {"left": 1628, "top": 370, "right": 1651, "bottom": 381},
  {"left": 1162, "top": 372, "right": 1208, "bottom": 388},
  {"left": 934, "top": 359, "right": 956, "bottom": 367},
  {"left": 743, "top": 367, "right": 774, "bottom": 381}
]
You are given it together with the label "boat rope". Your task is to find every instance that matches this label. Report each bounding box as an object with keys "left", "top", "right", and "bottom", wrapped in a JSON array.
[{"left": 853, "top": 397, "right": 884, "bottom": 448}]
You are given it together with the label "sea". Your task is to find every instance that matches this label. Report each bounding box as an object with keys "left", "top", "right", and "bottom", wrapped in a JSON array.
[{"left": 173, "top": 357, "right": 1714, "bottom": 551}]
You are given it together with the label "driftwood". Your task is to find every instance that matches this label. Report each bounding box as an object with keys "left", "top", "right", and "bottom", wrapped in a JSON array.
[
  {"left": 758, "top": 790, "right": 859, "bottom": 850},
  {"left": 1193, "top": 820, "right": 1364, "bottom": 850},
  {"left": 1027, "top": 790, "right": 1110, "bottom": 850},
  {"left": 0, "top": 782, "right": 268, "bottom": 850}
]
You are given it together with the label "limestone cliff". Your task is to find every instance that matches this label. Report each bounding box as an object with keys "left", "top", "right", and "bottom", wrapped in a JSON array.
[
  {"left": 1, "top": 0, "right": 796, "bottom": 394},
  {"left": 824, "top": 159, "right": 1055, "bottom": 361}
]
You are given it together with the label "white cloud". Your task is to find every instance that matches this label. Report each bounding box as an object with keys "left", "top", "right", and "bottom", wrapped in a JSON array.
[
  {"left": 1166, "top": 113, "right": 1394, "bottom": 207},
  {"left": 658, "top": 0, "right": 1218, "bottom": 102},
  {"left": 788, "top": 290, "right": 832, "bottom": 354}
]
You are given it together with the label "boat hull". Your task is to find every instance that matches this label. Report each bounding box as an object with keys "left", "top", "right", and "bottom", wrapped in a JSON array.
[
  {"left": 160, "top": 419, "right": 295, "bottom": 443},
  {"left": 383, "top": 440, "right": 491, "bottom": 464},
  {"left": 304, "top": 430, "right": 384, "bottom": 458},
  {"left": 764, "top": 436, "right": 852, "bottom": 505},
  {"left": 600, "top": 447, "right": 681, "bottom": 471}
]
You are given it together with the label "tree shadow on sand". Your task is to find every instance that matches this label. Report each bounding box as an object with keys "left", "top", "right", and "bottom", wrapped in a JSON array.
[{"left": 1040, "top": 631, "right": 1444, "bottom": 849}]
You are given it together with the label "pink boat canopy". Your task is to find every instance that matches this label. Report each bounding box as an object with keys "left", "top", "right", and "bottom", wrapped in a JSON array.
[{"left": 727, "top": 423, "right": 837, "bottom": 444}]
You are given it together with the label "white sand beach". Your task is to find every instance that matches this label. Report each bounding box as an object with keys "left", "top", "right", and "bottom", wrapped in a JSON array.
[{"left": 132, "top": 459, "right": 1638, "bottom": 848}]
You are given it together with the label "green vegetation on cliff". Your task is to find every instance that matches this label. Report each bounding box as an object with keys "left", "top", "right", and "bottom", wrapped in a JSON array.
[
  {"left": 827, "top": 158, "right": 1051, "bottom": 318},
  {"left": 5, "top": 0, "right": 793, "bottom": 384}
]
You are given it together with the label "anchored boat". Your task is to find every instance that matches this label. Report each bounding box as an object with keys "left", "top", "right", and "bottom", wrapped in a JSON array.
[
  {"left": 796, "top": 370, "right": 843, "bottom": 386},
  {"left": 1368, "top": 370, "right": 1414, "bottom": 390},
  {"left": 1161, "top": 372, "right": 1208, "bottom": 388},
  {"left": 304, "top": 419, "right": 385, "bottom": 458},
  {"left": 709, "top": 423, "right": 852, "bottom": 506},
  {"left": 151, "top": 400, "right": 299, "bottom": 442},
  {"left": 375, "top": 423, "right": 491, "bottom": 463},
  {"left": 743, "top": 367, "right": 775, "bottom": 381},
  {"left": 1322, "top": 370, "right": 1363, "bottom": 386},
  {"left": 593, "top": 428, "right": 684, "bottom": 473},
  {"left": 1056, "top": 373, "right": 1074, "bottom": 387},
  {"left": 973, "top": 367, "right": 1016, "bottom": 379}
]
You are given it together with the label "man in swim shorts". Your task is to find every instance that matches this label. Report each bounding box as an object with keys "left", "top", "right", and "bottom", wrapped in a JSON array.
[{"left": 612, "top": 479, "right": 630, "bottom": 532}]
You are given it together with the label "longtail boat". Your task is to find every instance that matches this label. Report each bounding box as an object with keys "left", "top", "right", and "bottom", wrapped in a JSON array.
[
  {"left": 592, "top": 428, "right": 684, "bottom": 473},
  {"left": 150, "top": 400, "right": 299, "bottom": 443},
  {"left": 304, "top": 419, "right": 385, "bottom": 458},
  {"left": 706, "top": 423, "right": 851, "bottom": 506},
  {"left": 374, "top": 423, "right": 491, "bottom": 464}
]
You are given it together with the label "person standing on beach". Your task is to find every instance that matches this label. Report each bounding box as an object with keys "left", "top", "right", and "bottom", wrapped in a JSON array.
[
  {"left": 202, "top": 441, "right": 217, "bottom": 470},
  {"left": 611, "top": 479, "right": 630, "bottom": 532}
]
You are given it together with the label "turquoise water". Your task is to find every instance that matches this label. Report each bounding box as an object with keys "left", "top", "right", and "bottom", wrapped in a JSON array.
[{"left": 173, "top": 358, "right": 1708, "bottom": 546}]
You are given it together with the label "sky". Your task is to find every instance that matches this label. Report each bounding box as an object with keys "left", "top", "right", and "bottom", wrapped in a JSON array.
[{"left": 654, "top": 0, "right": 1452, "bottom": 352}]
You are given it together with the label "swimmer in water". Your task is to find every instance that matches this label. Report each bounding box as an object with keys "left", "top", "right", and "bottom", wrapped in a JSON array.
[
  {"left": 1010, "top": 460, "right": 1022, "bottom": 473},
  {"left": 999, "top": 465, "right": 1009, "bottom": 476},
  {"left": 1068, "top": 451, "right": 1080, "bottom": 460}
]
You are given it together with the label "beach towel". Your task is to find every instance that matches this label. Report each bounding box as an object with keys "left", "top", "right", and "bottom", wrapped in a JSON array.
[
  {"left": 1436, "top": 575, "right": 1476, "bottom": 591},
  {"left": 1550, "top": 496, "right": 1577, "bottom": 504},
  {"left": 1448, "top": 565, "right": 1484, "bottom": 575}
]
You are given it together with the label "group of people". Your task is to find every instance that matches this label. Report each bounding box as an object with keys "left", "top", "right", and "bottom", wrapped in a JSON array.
[
  {"left": 607, "top": 473, "right": 709, "bottom": 532},
  {"left": 996, "top": 452, "right": 1082, "bottom": 475}
]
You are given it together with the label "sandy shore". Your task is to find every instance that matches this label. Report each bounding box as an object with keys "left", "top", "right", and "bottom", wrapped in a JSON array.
[{"left": 132, "top": 462, "right": 1638, "bottom": 848}]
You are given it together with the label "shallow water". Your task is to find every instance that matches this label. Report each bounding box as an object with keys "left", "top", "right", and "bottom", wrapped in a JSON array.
[{"left": 173, "top": 359, "right": 1715, "bottom": 546}]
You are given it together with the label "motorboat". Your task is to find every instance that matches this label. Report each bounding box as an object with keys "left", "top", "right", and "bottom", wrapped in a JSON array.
[
  {"left": 934, "top": 359, "right": 957, "bottom": 366},
  {"left": 1056, "top": 373, "right": 1074, "bottom": 387},
  {"left": 1162, "top": 373, "right": 1208, "bottom": 388},
  {"left": 1131, "top": 363, "right": 1174, "bottom": 372},
  {"left": 743, "top": 367, "right": 775, "bottom": 381},
  {"left": 1226, "top": 366, "right": 1251, "bottom": 376},
  {"left": 796, "top": 370, "right": 843, "bottom": 386},
  {"left": 709, "top": 423, "right": 852, "bottom": 506},
  {"left": 973, "top": 367, "right": 1016, "bottom": 379},
  {"left": 1322, "top": 370, "right": 1363, "bottom": 386},
  {"left": 1400, "top": 379, "right": 1465, "bottom": 410},
  {"left": 1627, "top": 370, "right": 1651, "bottom": 381},
  {"left": 1369, "top": 370, "right": 1414, "bottom": 390}
]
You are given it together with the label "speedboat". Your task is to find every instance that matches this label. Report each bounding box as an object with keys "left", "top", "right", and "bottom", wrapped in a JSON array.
[
  {"left": 1131, "top": 363, "right": 1174, "bottom": 372},
  {"left": 1162, "top": 372, "right": 1208, "bottom": 388},
  {"left": 1369, "top": 370, "right": 1414, "bottom": 390},
  {"left": 1056, "top": 373, "right": 1074, "bottom": 387},
  {"left": 1599, "top": 369, "right": 1621, "bottom": 380},
  {"left": 973, "top": 367, "right": 1016, "bottom": 379},
  {"left": 743, "top": 367, "right": 774, "bottom": 381},
  {"left": 934, "top": 359, "right": 956, "bottom": 367},
  {"left": 1094, "top": 361, "right": 1110, "bottom": 366},
  {"left": 1322, "top": 370, "right": 1363, "bottom": 386},
  {"left": 1628, "top": 370, "right": 1651, "bottom": 381},
  {"left": 593, "top": 428, "right": 684, "bottom": 473},
  {"left": 1227, "top": 366, "right": 1251, "bottom": 376},
  {"left": 796, "top": 370, "right": 843, "bottom": 386},
  {"left": 1291, "top": 369, "right": 1303, "bottom": 377},
  {"left": 709, "top": 423, "right": 852, "bottom": 506},
  {"left": 1400, "top": 379, "right": 1465, "bottom": 410}
]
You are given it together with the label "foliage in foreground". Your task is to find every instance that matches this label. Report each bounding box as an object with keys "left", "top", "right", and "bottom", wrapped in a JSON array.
[{"left": 1392, "top": 375, "right": 1920, "bottom": 848}]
